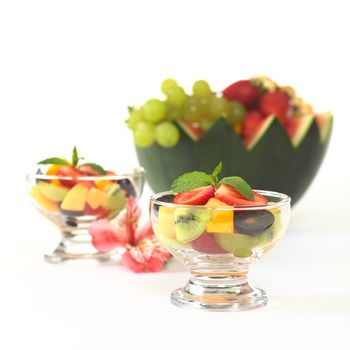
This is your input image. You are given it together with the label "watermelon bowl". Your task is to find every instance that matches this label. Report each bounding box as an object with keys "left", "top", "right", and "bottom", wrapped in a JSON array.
[{"left": 128, "top": 77, "right": 333, "bottom": 205}]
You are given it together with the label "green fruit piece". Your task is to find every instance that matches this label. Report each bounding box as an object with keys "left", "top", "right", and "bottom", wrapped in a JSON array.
[
  {"left": 193, "top": 80, "right": 211, "bottom": 98},
  {"left": 143, "top": 99, "right": 166, "bottom": 123},
  {"left": 103, "top": 184, "right": 126, "bottom": 212},
  {"left": 155, "top": 122, "right": 180, "bottom": 148},
  {"left": 161, "top": 79, "right": 178, "bottom": 95},
  {"left": 182, "top": 96, "right": 203, "bottom": 123},
  {"left": 256, "top": 209, "right": 282, "bottom": 247},
  {"left": 166, "top": 86, "right": 187, "bottom": 107},
  {"left": 208, "top": 96, "right": 231, "bottom": 120},
  {"left": 30, "top": 186, "right": 58, "bottom": 211},
  {"left": 199, "top": 119, "right": 213, "bottom": 131},
  {"left": 174, "top": 207, "right": 212, "bottom": 244},
  {"left": 61, "top": 184, "right": 89, "bottom": 212},
  {"left": 227, "top": 101, "right": 247, "bottom": 126},
  {"left": 214, "top": 233, "right": 258, "bottom": 257},
  {"left": 134, "top": 121, "right": 155, "bottom": 148},
  {"left": 126, "top": 109, "right": 143, "bottom": 130},
  {"left": 38, "top": 181, "right": 69, "bottom": 202}
]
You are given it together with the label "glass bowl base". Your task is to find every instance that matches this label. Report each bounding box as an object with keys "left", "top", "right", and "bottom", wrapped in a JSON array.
[{"left": 170, "top": 274, "right": 268, "bottom": 312}]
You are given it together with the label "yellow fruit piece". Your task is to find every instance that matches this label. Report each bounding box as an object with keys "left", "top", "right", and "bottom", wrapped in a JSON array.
[
  {"left": 157, "top": 206, "right": 176, "bottom": 239},
  {"left": 95, "top": 179, "right": 113, "bottom": 190},
  {"left": 51, "top": 179, "right": 63, "bottom": 187},
  {"left": 30, "top": 186, "right": 58, "bottom": 212},
  {"left": 206, "top": 198, "right": 234, "bottom": 234},
  {"left": 61, "top": 184, "right": 89, "bottom": 212},
  {"left": 233, "top": 123, "right": 241, "bottom": 135},
  {"left": 86, "top": 187, "right": 109, "bottom": 210},
  {"left": 46, "top": 164, "right": 64, "bottom": 176}
]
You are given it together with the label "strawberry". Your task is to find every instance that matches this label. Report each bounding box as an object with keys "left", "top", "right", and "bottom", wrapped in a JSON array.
[
  {"left": 222, "top": 80, "right": 260, "bottom": 106},
  {"left": 215, "top": 184, "right": 268, "bottom": 206},
  {"left": 259, "top": 91, "right": 290, "bottom": 124},
  {"left": 56, "top": 166, "right": 83, "bottom": 187},
  {"left": 173, "top": 186, "right": 215, "bottom": 205},
  {"left": 241, "top": 110, "right": 265, "bottom": 146},
  {"left": 78, "top": 164, "right": 100, "bottom": 176}
]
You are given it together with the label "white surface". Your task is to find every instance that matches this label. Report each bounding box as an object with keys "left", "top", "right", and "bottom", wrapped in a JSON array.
[{"left": 1, "top": 0, "right": 350, "bottom": 349}]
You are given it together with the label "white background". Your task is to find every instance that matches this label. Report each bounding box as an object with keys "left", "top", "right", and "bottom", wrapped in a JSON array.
[{"left": 1, "top": 1, "right": 350, "bottom": 349}]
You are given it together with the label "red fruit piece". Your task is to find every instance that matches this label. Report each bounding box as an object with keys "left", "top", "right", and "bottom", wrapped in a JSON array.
[
  {"left": 191, "top": 232, "right": 226, "bottom": 254},
  {"left": 84, "top": 204, "right": 110, "bottom": 218},
  {"left": 241, "top": 110, "right": 265, "bottom": 146},
  {"left": 56, "top": 166, "right": 82, "bottom": 187},
  {"left": 259, "top": 91, "right": 290, "bottom": 124},
  {"left": 222, "top": 80, "right": 260, "bottom": 106},
  {"left": 79, "top": 164, "right": 100, "bottom": 176},
  {"left": 215, "top": 184, "right": 268, "bottom": 206},
  {"left": 88, "top": 219, "right": 120, "bottom": 252},
  {"left": 173, "top": 186, "right": 215, "bottom": 205}
]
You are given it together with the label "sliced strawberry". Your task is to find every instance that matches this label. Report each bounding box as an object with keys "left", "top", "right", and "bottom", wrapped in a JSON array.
[
  {"left": 78, "top": 164, "right": 100, "bottom": 176},
  {"left": 259, "top": 91, "right": 290, "bottom": 124},
  {"left": 223, "top": 80, "right": 260, "bottom": 106},
  {"left": 173, "top": 186, "right": 215, "bottom": 205},
  {"left": 56, "top": 166, "right": 82, "bottom": 187},
  {"left": 241, "top": 110, "right": 265, "bottom": 146},
  {"left": 215, "top": 184, "right": 268, "bottom": 206}
]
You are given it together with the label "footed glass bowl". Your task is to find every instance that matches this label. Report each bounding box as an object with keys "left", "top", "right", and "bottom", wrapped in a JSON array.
[
  {"left": 150, "top": 190, "right": 291, "bottom": 311},
  {"left": 28, "top": 166, "right": 144, "bottom": 264}
]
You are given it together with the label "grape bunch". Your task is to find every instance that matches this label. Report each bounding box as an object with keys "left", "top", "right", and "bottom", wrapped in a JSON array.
[{"left": 126, "top": 77, "right": 314, "bottom": 148}]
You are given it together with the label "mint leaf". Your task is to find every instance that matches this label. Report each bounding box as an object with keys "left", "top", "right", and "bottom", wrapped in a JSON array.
[
  {"left": 171, "top": 171, "right": 212, "bottom": 194},
  {"left": 219, "top": 176, "right": 254, "bottom": 200},
  {"left": 38, "top": 158, "right": 70, "bottom": 165},
  {"left": 72, "top": 146, "right": 79, "bottom": 167},
  {"left": 82, "top": 163, "right": 106, "bottom": 175},
  {"left": 212, "top": 162, "right": 222, "bottom": 178}
]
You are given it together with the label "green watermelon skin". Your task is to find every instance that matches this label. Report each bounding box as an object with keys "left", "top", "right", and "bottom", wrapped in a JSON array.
[{"left": 136, "top": 117, "right": 332, "bottom": 204}]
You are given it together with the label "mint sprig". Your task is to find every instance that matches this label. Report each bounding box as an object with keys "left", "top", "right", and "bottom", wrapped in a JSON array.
[
  {"left": 171, "top": 162, "right": 254, "bottom": 201},
  {"left": 219, "top": 176, "right": 254, "bottom": 201},
  {"left": 38, "top": 157, "right": 70, "bottom": 166}
]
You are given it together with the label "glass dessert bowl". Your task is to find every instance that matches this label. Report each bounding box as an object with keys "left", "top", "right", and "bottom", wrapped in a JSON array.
[
  {"left": 150, "top": 190, "right": 291, "bottom": 311},
  {"left": 28, "top": 165, "right": 144, "bottom": 264}
]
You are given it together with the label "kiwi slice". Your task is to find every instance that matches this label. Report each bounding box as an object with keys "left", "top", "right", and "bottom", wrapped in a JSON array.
[
  {"left": 234, "top": 210, "right": 275, "bottom": 236},
  {"left": 174, "top": 207, "right": 212, "bottom": 244}
]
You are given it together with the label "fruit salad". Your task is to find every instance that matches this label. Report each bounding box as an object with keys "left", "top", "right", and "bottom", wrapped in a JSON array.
[
  {"left": 126, "top": 76, "right": 332, "bottom": 149},
  {"left": 29, "top": 147, "right": 137, "bottom": 220},
  {"left": 151, "top": 163, "right": 290, "bottom": 261}
]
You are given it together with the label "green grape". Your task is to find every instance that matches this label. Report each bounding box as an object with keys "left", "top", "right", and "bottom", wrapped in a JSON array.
[
  {"left": 126, "top": 109, "right": 143, "bottom": 129},
  {"left": 134, "top": 121, "right": 155, "bottom": 148},
  {"left": 208, "top": 95, "right": 231, "bottom": 120},
  {"left": 227, "top": 101, "right": 247, "bottom": 126},
  {"left": 155, "top": 121, "right": 180, "bottom": 148},
  {"left": 183, "top": 96, "right": 203, "bottom": 122},
  {"left": 166, "top": 104, "right": 183, "bottom": 121},
  {"left": 199, "top": 119, "right": 213, "bottom": 131},
  {"left": 143, "top": 99, "right": 166, "bottom": 123},
  {"left": 166, "top": 85, "right": 187, "bottom": 107},
  {"left": 161, "top": 78, "right": 178, "bottom": 95},
  {"left": 193, "top": 80, "right": 211, "bottom": 98}
]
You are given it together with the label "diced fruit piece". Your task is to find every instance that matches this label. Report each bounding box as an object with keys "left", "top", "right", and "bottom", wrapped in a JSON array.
[
  {"left": 241, "top": 110, "right": 265, "bottom": 146},
  {"left": 222, "top": 80, "right": 260, "bottom": 106},
  {"left": 143, "top": 99, "right": 167, "bottom": 123},
  {"left": 285, "top": 115, "right": 314, "bottom": 147},
  {"left": 103, "top": 184, "right": 126, "bottom": 212},
  {"left": 205, "top": 198, "right": 234, "bottom": 234},
  {"left": 259, "top": 91, "right": 290, "bottom": 123},
  {"left": 155, "top": 121, "right": 180, "bottom": 148},
  {"left": 315, "top": 112, "right": 333, "bottom": 143},
  {"left": 30, "top": 186, "right": 58, "bottom": 211},
  {"left": 215, "top": 184, "right": 268, "bottom": 206},
  {"left": 176, "top": 120, "right": 203, "bottom": 141},
  {"left": 95, "top": 179, "right": 113, "bottom": 190},
  {"left": 86, "top": 187, "right": 109, "bottom": 210},
  {"left": 157, "top": 206, "right": 176, "bottom": 239},
  {"left": 118, "top": 178, "right": 137, "bottom": 198},
  {"left": 46, "top": 164, "right": 65, "bottom": 176},
  {"left": 37, "top": 181, "right": 69, "bottom": 202},
  {"left": 78, "top": 164, "right": 100, "bottom": 176},
  {"left": 234, "top": 210, "right": 275, "bottom": 236},
  {"left": 174, "top": 185, "right": 215, "bottom": 205},
  {"left": 61, "top": 184, "right": 89, "bottom": 212},
  {"left": 174, "top": 207, "right": 212, "bottom": 244},
  {"left": 214, "top": 232, "right": 258, "bottom": 257},
  {"left": 84, "top": 204, "right": 110, "bottom": 218},
  {"left": 244, "top": 115, "right": 275, "bottom": 149},
  {"left": 191, "top": 232, "right": 226, "bottom": 254},
  {"left": 56, "top": 166, "right": 82, "bottom": 187}
]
